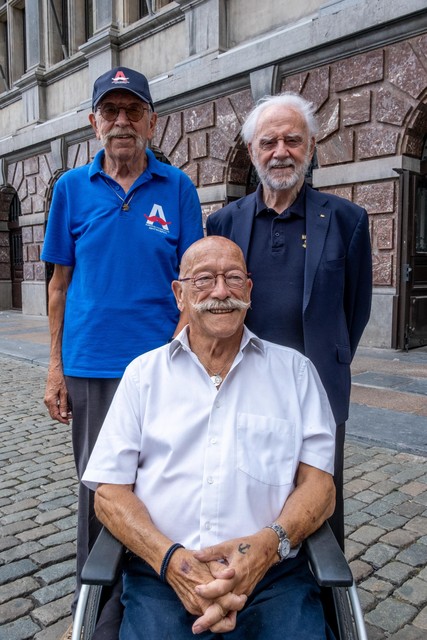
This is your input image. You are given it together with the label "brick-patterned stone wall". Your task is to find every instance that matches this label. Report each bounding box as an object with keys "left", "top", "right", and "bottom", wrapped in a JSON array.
[
  {"left": 281, "top": 33, "right": 427, "bottom": 289},
  {"left": 67, "top": 138, "right": 102, "bottom": 169},
  {"left": 0, "top": 187, "right": 15, "bottom": 283},
  {"left": 3, "top": 137, "right": 102, "bottom": 298},
  {"left": 3, "top": 33, "right": 426, "bottom": 321},
  {"left": 356, "top": 181, "right": 396, "bottom": 287},
  {"left": 152, "top": 90, "right": 253, "bottom": 222},
  {"left": 6, "top": 155, "right": 57, "bottom": 285}
]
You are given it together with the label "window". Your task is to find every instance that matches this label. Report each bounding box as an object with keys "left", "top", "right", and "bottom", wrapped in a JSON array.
[
  {"left": 139, "top": 0, "right": 150, "bottom": 18},
  {"left": 47, "top": 0, "right": 94, "bottom": 64},
  {"left": 0, "top": 11, "right": 9, "bottom": 92},
  {"left": 126, "top": 1, "right": 174, "bottom": 24},
  {"left": 9, "top": 1, "right": 26, "bottom": 83},
  {"left": 0, "top": 1, "right": 26, "bottom": 89},
  {"left": 85, "top": 0, "right": 93, "bottom": 41},
  {"left": 48, "top": 0, "right": 69, "bottom": 64}
]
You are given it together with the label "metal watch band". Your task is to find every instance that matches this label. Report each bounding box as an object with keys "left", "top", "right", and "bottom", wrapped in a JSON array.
[
  {"left": 265, "top": 522, "right": 287, "bottom": 541},
  {"left": 265, "top": 522, "right": 291, "bottom": 562}
]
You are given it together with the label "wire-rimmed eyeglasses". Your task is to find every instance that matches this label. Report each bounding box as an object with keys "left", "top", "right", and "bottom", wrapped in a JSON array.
[
  {"left": 178, "top": 271, "right": 251, "bottom": 291},
  {"left": 97, "top": 102, "right": 149, "bottom": 122}
]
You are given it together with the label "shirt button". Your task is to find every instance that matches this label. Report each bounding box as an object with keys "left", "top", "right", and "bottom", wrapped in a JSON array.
[
  {"left": 210, "top": 437, "right": 217, "bottom": 445},
  {"left": 205, "top": 522, "right": 212, "bottom": 530},
  {"left": 274, "top": 232, "right": 280, "bottom": 237},
  {"left": 207, "top": 476, "right": 214, "bottom": 484},
  {"left": 215, "top": 401, "right": 221, "bottom": 408}
]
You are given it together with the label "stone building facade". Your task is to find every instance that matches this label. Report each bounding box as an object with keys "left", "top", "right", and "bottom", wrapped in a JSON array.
[{"left": 1, "top": 0, "right": 426, "bottom": 350}]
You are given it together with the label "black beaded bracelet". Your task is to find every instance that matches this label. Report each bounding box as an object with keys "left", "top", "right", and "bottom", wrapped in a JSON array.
[{"left": 159, "top": 542, "right": 184, "bottom": 582}]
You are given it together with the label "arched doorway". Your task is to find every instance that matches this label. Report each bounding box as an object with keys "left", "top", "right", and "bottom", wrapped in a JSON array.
[
  {"left": 8, "top": 193, "right": 23, "bottom": 310},
  {"left": 394, "top": 125, "right": 427, "bottom": 349}
]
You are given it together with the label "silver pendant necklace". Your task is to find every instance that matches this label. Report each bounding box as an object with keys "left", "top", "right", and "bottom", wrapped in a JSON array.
[
  {"left": 198, "top": 354, "right": 236, "bottom": 389},
  {"left": 104, "top": 179, "right": 135, "bottom": 211},
  {"left": 210, "top": 373, "right": 224, "bottom": 387}
]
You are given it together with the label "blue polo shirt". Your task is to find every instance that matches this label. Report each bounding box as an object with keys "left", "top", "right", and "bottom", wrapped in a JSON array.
[
  {"left": 245, "top": 183, "right": 306, "bottom": 352},
  {"left": 42, "top": 148, "right": 203, "bottom": 377}
]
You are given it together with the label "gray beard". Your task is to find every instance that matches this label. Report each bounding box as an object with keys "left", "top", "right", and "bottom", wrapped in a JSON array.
[{"left": 253, "top": 156, "right": 311, "bottom": 191}]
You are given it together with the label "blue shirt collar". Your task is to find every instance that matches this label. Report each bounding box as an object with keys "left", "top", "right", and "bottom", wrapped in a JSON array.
[{"left": 89, "top": 147, "right": 170, "bottom": 182}]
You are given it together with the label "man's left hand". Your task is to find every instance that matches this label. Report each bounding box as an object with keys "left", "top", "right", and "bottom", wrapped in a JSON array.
[{"left": 192, "top": 530, "right": 277, "bottom": 632}]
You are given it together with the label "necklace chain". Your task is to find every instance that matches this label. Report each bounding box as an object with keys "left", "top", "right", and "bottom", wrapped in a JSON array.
[
  {"left": 198, "top": 353, "right": 236, "bottom": 389},
  {"left": 104, "top": 179, "right": 135, "bottom": 211}
]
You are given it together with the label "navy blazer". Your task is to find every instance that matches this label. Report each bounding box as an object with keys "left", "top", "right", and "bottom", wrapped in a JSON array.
[{"left": 206, "top": 184, "right": 372, "bottom": 425}]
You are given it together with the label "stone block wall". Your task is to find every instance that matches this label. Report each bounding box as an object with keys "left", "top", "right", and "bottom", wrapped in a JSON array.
[
  {"left": 2, "top": 33, "right": 426, "bottom": 341},
  {"left": 152, "top": 90, "right": 254, "bottom": 226},
  {"left": 280, "top": 34, "right": 427, "bottom": 290},
  {"left": 6, "top": 154, "right": 55, "bottom": 293},
  {"left": 0, "top": 186, "right": 15, "bottom": 292}
]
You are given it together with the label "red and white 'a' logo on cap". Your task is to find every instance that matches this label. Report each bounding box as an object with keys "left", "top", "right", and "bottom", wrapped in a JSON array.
[{"left": 112, "top": 70, "right": 129, "bottom": 85}]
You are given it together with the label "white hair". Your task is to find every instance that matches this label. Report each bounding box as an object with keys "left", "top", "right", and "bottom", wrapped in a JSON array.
[{"left": 241, "top": 93, "right": 318, "bottom": 143}]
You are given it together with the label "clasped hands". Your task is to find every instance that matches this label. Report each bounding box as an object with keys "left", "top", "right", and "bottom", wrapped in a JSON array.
[{"left": 166, "top": 531, "right": 276, "bottom": 635}]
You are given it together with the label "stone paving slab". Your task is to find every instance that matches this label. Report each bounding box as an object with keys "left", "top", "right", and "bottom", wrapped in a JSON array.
[
  {"left": 352, "top": 372, "right": 427, "bottom": 396},
  {"left": 351, "top": 386, "right": 427, "bottom": 417},
  {"left": 0, "top": 355, "right": 427, "bottom": 638},
  {"left": 347, "top": 404, "right": 427, "bottom": 457}
]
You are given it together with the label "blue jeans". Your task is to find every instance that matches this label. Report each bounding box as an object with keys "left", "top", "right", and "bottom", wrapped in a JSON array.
[{"left": 120, "top": 551, "right": 335, "bottom": 639}]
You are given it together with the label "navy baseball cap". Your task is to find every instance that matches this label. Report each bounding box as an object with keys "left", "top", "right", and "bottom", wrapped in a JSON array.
[{"left": 92, "top": 67, "right": 154, "bottom": 111}]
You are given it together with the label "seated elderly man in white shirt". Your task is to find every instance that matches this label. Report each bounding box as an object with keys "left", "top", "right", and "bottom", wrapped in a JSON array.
[{"left": 83, "top": 235, "right": 337, "bottom": 640}]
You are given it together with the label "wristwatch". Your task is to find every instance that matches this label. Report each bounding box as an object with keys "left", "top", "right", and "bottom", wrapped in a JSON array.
[{"left": 265, "top": 522, "right": 291, "bottom": 562}]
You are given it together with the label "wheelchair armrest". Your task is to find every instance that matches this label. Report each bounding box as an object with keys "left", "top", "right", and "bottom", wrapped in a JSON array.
[
  {"left": 304, "top": 521, "right": 353, "bottom": 587},
  {"left": 81, "top": 526, "right": 124, "bottom": 586}
]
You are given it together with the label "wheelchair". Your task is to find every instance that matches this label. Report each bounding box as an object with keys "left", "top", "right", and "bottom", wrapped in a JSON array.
[{"left": 72, "top": 522, "right": 368, "bottom": 640}]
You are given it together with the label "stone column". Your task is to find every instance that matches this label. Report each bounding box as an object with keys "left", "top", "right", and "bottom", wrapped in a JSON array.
[
  {"left": 79, "top": 0, "right": 120, "bottom": 104},
  {"left": 175, "top": 0, "right": 227, "bottom": 58},
  {"left": 14, "top": 0, "right": 46, "bottom": 125},
  {"left": 250, "top": 66, "right": 280, "bottom": 102}
]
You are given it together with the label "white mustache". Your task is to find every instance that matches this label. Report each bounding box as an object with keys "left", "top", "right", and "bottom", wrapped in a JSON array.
[
  {"left": 191, "top": 298, "right": 251, "bottom": 313},
  {"left": 268, "top": 159, "right": 295, "bottom": 169},
  {"left": 103, "top": 127, "right": 138, "bottom": 142}
]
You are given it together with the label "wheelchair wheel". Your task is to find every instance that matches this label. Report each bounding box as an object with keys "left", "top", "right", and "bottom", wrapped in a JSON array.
[
  {"left": 332, "top": 586, "right": 358, "bottom": 640},
  {"left": 81, "top": 584, "right": 103, "bottom": 640}
]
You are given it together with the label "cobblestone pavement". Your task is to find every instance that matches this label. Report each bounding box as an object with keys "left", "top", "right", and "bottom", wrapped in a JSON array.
[
  {"left": 0, "top": 329, "right": 427, "bottom": 637},
  {"left": 1, "top": 357, "right": 76, "bottom": 639}
]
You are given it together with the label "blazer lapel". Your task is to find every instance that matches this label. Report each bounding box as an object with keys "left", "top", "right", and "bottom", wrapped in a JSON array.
[
  {"left": 231, "top": 193, "right": 257, "bottom": 260},
  {"left": 304, "top": 189, "right": 331, "bottom": 312}
]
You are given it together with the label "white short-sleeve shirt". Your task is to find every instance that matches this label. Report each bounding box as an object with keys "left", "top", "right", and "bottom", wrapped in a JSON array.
[{"left": 83, "top": 326, "right": 335, "bottom": 549}]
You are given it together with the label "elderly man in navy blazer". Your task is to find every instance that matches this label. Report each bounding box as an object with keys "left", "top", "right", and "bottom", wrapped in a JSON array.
[{"left": 207, "top": 92, "right": 372, "bottom": 549}]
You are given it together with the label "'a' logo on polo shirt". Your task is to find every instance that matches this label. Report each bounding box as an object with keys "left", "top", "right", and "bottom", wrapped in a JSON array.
[
  {"left": 144, "top": 204, "right": 171, "bottom": 234},
  {"left": 112, "top": 70, "right": 129, "bottom": 85}
]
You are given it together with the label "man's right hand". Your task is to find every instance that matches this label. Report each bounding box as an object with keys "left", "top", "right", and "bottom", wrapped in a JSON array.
[
  {"left": 166, "top": 548, "right": 247, "bottom": 634},
  {"left": 44, "top": 366, "right": 72, "bottom": 424}
]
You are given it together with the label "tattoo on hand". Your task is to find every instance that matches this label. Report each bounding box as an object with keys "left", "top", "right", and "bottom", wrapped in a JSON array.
[{"left": 238, "top": 543, "right": 251, "bottom": 554}]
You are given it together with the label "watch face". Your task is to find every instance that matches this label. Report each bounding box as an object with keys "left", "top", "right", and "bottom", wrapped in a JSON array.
[{"left": 279, "top": 537, "right": 291, "bottom": 559}]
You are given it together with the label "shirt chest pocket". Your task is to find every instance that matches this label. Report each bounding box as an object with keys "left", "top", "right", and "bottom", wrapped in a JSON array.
[{"left": 236, "top": 413, "right": 296, "bottom": 486}]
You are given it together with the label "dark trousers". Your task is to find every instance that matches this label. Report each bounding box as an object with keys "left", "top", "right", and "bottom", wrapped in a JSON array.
[
  {"left": 328, "top": 423, "right": 345, "bottom": 550},
  {"left": 66, "top": 376, "right": 123, "bottom": 638},
  {"left": 120, "top": 552, "right": 335, "bottom": 640}
]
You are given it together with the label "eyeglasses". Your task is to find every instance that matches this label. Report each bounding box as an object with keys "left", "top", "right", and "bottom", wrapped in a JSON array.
[
  {"left": 179, "top": 271, "right": 251, "bottom": 291},
  {"left": 97, "top": 102, "right": 149, "bottom": 122}
]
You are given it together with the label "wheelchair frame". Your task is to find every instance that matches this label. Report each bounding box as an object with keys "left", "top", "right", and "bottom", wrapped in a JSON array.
[{"left": 72, "top": 522, "right": 368, "bottom": 640}]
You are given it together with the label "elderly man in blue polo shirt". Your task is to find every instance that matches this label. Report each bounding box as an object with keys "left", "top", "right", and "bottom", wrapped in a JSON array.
[
  {"left": 41, "top": 67, "right": 203, "bottom": 638},
  {"left": 83, "top": 236, "right": 336, "bottom": 640}
]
